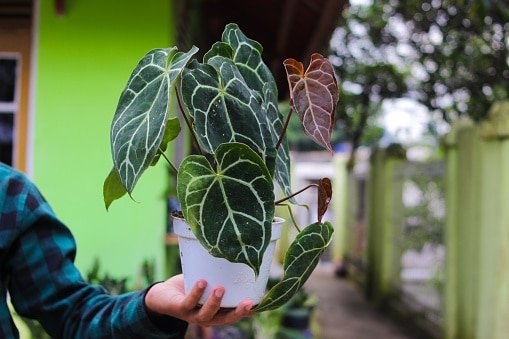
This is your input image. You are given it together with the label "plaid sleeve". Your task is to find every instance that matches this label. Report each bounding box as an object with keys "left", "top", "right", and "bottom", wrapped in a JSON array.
[{"left": 4, "top": 170, "right": 187, "bottom": 338}]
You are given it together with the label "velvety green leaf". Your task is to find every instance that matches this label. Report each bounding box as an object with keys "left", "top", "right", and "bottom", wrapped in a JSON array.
[
  {"left": 203, "top": 42, "right": 234, "bottom": 63},
  {"left": 110, "top": 46, "right": 198, "bottom": 193},
  {"left": 181, "top": 56, "right": 276, "bottom": 175},
  {"left": 103, "top": 168, "right": 127, "bottom": 210},
  {"left": 222, "top": 23, "right": 278, "bottom": 96},
  {"left": 177, "top": 142, "right": 275, "bottom": 275},
  {"left": 284, "top": 54, "right": 339, "bottom": 152},
  {"left": 151, "top": 117, "right": 181, "bottom": 166},
  {"left": 254, "top": 222, "right": 334, "bottom": 311},
  {"left": 221, "top": 24, "right": 292, "bottom": 198},
  {"left": 262, "top": 84, "right": 294, "bottom": 200}
]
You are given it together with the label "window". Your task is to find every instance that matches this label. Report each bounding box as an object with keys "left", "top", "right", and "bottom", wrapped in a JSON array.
[{"left": 0, "top": 56, "right": 19, "bottom": 166}]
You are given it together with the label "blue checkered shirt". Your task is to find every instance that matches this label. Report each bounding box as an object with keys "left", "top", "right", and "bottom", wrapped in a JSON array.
[{"left": 0, "top": 163, "right": 187, "bottom": 338}]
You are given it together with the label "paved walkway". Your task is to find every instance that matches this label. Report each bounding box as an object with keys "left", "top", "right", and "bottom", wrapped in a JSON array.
[{"left": 305, "top": 264, "right": 416, "bottom": 339}]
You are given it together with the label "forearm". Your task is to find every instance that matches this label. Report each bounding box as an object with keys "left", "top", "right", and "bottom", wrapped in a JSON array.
[
  {"left": 7, "top": 216, "right": 186, "bottom": 338},
  {"left": 58, "top": 287, "right": 187, "bottom": 339}
]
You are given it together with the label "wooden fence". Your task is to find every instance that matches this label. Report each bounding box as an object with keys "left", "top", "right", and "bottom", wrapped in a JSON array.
[
  {"left": 334, "top": 101, "right": 509, "bottom": 339},
  {"left": 443, "top": 102, "right": 509, "bottom": 339}
]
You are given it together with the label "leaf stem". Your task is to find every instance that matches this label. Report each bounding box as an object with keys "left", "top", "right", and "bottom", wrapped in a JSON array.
[
  {"left": 175, "top": 87, "right": 204, "bottom": 156},
  {"left": 158, "top": 148, "right": 178, "bottom": 175},
  {"left": 275, "top": 108, "right": 293, "bottom": 150},
  {"left": 274, "top": 183, "right": 319, "bottom": 205},
  {"left": 276, "top": 203, "right": 301, "bottom": 232}
]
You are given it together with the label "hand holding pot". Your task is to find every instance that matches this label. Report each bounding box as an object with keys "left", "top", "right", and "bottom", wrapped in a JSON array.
[{"left": 145, "top": 274, "right": 254, "bottom": 327}]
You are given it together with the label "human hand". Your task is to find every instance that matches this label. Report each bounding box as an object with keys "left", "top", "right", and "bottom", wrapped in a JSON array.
[{"left": 144, "top": 274, "right": 254, "bottom": 327}]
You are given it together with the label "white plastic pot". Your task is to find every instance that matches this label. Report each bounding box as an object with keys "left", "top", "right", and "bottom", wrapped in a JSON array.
[{"left": 173, "top": 217, "right": 284, "bottom": 307}]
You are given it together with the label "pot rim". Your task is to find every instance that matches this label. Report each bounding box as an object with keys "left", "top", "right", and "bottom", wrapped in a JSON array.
[
  {"left": 172, "top": 215, "right": 285, "bottom": 240},
  {"left": 171, "top": 214, "right": 286, "bottom": 224}
]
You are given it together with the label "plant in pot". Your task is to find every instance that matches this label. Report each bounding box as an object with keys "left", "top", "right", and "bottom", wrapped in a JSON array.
[{"left": 103, "top": 23, "right": 338, "bottom": 312}]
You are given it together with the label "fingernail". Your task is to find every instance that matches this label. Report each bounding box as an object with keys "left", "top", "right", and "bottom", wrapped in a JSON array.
[
  {"left": 244, "top": 303, "right": 252, "bottom": 311},
  {"left": 197, "top": 280, "right": 206, "bottom": 289},
  {"left": 214, "top": 288, "right": 224, "bottom": 298}
]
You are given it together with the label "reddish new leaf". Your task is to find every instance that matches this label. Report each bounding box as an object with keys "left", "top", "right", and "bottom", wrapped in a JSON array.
[
  {"left": 284, "top": 54, "right": 339, "bottom": 152},
  {"left": 318, "top": 178, "right": 332, "bottom": 223}
]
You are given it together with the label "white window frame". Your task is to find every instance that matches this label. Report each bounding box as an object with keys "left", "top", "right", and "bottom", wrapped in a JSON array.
[
  {"left": 0, "top": 53, "right": 22, "bottom": 166},
  {"left": 0, "top": 53, "right": 21, "bottom": 111},
  {"left": 0, "top": 52, "right": 21, "bottom": 108}
]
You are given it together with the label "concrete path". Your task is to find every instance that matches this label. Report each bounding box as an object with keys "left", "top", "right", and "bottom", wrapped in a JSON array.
[{"left": 305, "top": 264, "right": 417, "bottom": 339}]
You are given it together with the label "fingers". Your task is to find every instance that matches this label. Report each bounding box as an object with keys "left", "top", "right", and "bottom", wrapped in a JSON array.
[
  {"left": 153, "top": 278, "right": 255, "bottom": 327},
  {"left": 180, "top": 282, "right": 256, "bottom": 326},
  {"left": 213, "top": 300, "right": 254, "bottom": 325},
  {"left": 195, "top": 286, "right": 224, "bottom": 323},
  {"left": 182, "top": 279, "right": 207, "bottom": 311},
  {"left": 195, "top": 299, "right": 254, "bottom": 327}
]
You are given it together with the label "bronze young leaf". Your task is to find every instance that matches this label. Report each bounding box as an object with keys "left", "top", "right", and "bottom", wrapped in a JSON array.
[
  {"left": 284, "top": 53, "right": 339, "bottom": 152},
  {"left": 318, "top": 178, "right": 332, "bottom": 223}
]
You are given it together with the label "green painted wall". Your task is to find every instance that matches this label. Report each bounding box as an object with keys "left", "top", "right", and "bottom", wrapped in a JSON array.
[{"left": 33, "top": 0, "right": 176, "bottom": 281}]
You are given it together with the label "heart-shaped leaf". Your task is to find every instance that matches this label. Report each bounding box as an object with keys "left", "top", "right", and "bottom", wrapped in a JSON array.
[
  {"left": 181, "top": 56, "right": 276, "bottom": 175},
  {"left": 110, "top": 46, "right": 198, "bottom": 194},
  {"left": 284, "top": 53, "right": 339, "bottom": 152},
  {"left": 218, "top": 24, "right": 293, "bottom": 198},
  {"left": 103, "top": 168, "right": 127, "bottom": 210},
  {"left": 254, "top": 221, "right": 334, "bottom": 312},
  {"left": 222, "top": 23, "right": 278, "bottom": 97},
  {"left": 177, "top": 142, "right": 275, "bottom": 276},
  {"left": 318, "top": 178, "right": 332, "bottom": 223},
  {"left": 203, "top": 42, "right": 234, "bottom": 63}
]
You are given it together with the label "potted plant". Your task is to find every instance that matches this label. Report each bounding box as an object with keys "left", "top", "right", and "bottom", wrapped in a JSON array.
[{"left": 103, "top": 23, "right": 338, "bottom": 312}]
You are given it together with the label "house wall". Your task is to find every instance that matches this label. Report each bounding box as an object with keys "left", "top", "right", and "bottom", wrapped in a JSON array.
[
  {"left": 0, "top": 25, "right": 31, "bottom": 171},
  {"left": 32, "top": 0, "right": 176, "bottom": 281}
]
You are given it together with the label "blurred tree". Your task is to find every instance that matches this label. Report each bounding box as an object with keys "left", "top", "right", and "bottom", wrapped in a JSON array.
[
  {"left": 328, "top": 0, "right": 509, "bottom": 161},
  {"left": 393, "top": 0, "right": 509, "bottom": 122},
  {"left": 464, "top": 0, "right": 509, "bottom": 21},
  {"left": 184, "top": 0, "right": 506, "bottom": 158},
  {"left": 328, "top": 2, "right": 408, "bottom": 166}
]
